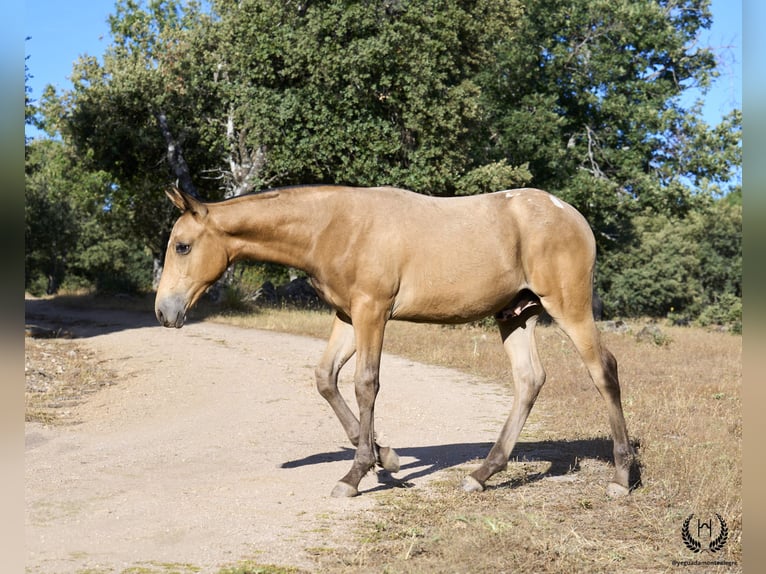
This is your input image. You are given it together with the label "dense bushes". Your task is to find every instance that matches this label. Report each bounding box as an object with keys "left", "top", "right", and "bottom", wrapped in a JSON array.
[
  {"left": 25, "top": 139, "right": 154, "bottom": 296},
  {"left": 600, "top": 194, "right": 741, "bottom": 331}
]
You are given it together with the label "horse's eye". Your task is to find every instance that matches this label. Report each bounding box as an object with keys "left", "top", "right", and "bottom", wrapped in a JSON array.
[{"left": 175, "top": 242, "right": 191, "bottom": 255}]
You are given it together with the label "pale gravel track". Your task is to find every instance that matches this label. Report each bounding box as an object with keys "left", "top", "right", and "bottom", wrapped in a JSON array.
[{"left": 25, "top": 298, "right": 513, "bottom": 573}]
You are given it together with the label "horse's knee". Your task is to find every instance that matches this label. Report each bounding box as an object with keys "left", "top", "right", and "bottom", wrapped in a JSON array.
[{"left": 314, "top": 364, "right": 336, "bottom": 400}]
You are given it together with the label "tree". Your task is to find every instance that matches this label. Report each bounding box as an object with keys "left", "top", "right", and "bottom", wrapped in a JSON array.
[
  {"left": 25, "top": 140, "right": 80, "bottom": 294},
  {"left": 656, "top": 107, "right": 742, "bottom": 199},
  {"left": 45, "top": 0, "right": 224, "bottom": 263},
  {"left": 25, "top": 138, "right": 153, "bottom": 295},
  {"left": 38, "top": 0, "right": 740, "bottom": 322},
  {"left": 51, "top": 0, "right": 531, "bottom": 253},
  {"left": 602, "top": 194, "right": 741, "bottom": 327},
  {"left": 25, "top": 56, "right": 36, "bottom": 132},
  {"left": 478, "top": 0, "right": 723, "bottom": 249},
  {"left": 210, "top": 0, "right": 528, "bottom": 195}
]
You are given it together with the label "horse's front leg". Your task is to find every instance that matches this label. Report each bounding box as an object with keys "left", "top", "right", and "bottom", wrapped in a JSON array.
[
  {"left": 331, "top": 308, "right": 389, "bottom": 498},
  {"left": 316, "top": 314, "right": 399, "bottom": 474},
  {"left": 315, "top": 314, "right": 360, "bottom": 443}
]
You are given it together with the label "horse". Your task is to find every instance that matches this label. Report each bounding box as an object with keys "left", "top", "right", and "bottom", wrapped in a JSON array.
[{"left": 155, "top": 184, "right": 635, "bottom": 498}]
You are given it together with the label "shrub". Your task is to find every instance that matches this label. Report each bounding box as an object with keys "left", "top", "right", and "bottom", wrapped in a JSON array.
[
  {"left": 600, "top": 198, "right": 741, "bottom": 323},
  {"left": 697, "top": 293, "right": 742, "bottom": 333}
]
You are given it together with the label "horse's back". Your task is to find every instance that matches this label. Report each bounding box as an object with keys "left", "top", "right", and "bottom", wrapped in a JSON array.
[
  {"left": 357, "top": 187, "right": 596, "bottom": 322},
  {"left": 369, "top": 186, "right": 596, "bottom": 270}
]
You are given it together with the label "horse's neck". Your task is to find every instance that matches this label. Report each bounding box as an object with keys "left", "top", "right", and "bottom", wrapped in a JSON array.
[{"left": 213, "top": 189, "right": 331, "bottom": 273}]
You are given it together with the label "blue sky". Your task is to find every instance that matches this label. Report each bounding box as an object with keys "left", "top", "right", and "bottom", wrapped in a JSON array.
[
  {"left": 25, "top": 0, "right": 742, "bottom": 138},
  {"left": 680, "top": 0, "right": 742, "bottom": 121}
]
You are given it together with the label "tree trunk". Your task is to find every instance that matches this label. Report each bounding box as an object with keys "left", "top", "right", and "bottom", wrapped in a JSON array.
[{"left": 155, "top": 110, "right": 198, "bottom": 198}]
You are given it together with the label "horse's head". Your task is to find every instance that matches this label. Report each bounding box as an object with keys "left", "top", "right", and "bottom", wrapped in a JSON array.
[{"left": 155, "top": 187, "right": 230, "bottom": 328}]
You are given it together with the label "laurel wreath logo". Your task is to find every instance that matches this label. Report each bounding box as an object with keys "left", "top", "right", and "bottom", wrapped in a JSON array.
[
  {"left": 682, "top": 513, "right": 729, "bottom": 554},
  {"left": 709, "top": 513, "right": 729, "bottom": 553},
  {"left": 681, "top": 514, "right": 701, "bottom": 553}
]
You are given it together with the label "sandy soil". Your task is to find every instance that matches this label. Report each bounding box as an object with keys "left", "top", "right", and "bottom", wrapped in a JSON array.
[{"left": 25, "top": 298, "right": 514, "bottom": 573}]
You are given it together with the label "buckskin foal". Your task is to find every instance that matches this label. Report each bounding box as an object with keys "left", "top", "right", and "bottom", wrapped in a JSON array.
[{"left": 155, "top": 185, "right": 635, "bottom": 498}]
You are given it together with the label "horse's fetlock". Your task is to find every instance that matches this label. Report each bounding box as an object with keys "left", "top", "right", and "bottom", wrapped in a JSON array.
[
  {"left": 614, "top": 443, "right": 636, "bottom": 466},
  {"left": 360, "top": 454, "right": 377, "bottom": 472},
  {"left": 487, "top": 451, "right": 509, "bottom": 472},
  {"left": 353, "top": 446, "right": 377, "bottom": 473}
]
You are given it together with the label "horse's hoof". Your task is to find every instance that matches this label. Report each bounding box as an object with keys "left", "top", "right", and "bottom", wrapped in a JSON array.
[
  {"left": 460, "top": 475, "right": 485, "bottom": 493},
  {"left": 378, "top": 446, "right": 400, "bottom": 473},
  {"left": 331, "top": 481, "right": 359, "bottom": 498},
  {"left": 606, "top": 482, "right": 630, "bottom": 498}
]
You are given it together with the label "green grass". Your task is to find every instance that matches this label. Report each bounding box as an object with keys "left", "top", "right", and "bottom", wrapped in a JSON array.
[{"left": 216, "top": 562, "right": 305, "bottom": 574}]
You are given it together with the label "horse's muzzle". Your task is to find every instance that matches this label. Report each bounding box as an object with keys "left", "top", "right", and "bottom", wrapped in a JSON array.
[{"left": 155, "top": 295, "right": 187, "bottom": 328}]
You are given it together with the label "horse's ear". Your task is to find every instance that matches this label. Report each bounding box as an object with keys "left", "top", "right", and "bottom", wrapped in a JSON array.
[
  {"left": 165, "top": 185, "right": 188, "bottom": 211},
  {"left": 165, "top": 185, "right": 208, "bottom": 218}
]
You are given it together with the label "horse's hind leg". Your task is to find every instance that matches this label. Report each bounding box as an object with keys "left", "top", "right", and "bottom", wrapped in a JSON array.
[
  {"left": 548, "top": 304, "right": 635, "bottom": 497},
  {"left": 315, "top": 313, "right": 399, "bottom": 473},
  {"left": 462, "top": 312, "right": 546, "bottom": 492}
]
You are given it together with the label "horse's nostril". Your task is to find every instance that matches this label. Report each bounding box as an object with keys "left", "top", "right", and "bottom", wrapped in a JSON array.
[{"left": 156, "top": 309, "right": 165, "bottom": 325}]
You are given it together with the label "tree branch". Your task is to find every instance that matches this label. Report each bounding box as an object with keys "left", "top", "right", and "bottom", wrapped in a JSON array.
[
  {"left": 154, "top": 110, "right": 198, "bottom": 197},
  {"left": 224, "top": 109, "right": 269, "bottom": 197}
]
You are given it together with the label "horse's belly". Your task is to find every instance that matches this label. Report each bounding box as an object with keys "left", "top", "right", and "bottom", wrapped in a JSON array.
[{"left": 391, "top": 272, "right": 520, "bottom": 323}]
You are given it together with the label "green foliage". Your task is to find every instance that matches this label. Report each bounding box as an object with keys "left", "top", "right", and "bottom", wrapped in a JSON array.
[
  {"left": 230, "top": 262, "right": 293, "bottom": 295},
  {"left": 213, "top": 0, "right": 524, "bottom": 194},
  {"left": 25, "top": 46, "right": 38, "bottom": 134},
  {"left": 477, "top": 0, "right": 731, "bottom": 253},
  {"left": 24, "top": 139, "right": 154, "bottom": 295},
  {"left": 26, "top": 0, "right": 741, "bottom": 324},
  {"left": 25, "top": 140, "right": 87, "bottom": 294},
  {"left": 71, "top": 227, "right": 154, "bottom": 293},
  {"left": 603, "top": 214, "right": 700, "bottom": 317},
  {"left": 55, "top": 0, "right": 223, "bottom": 258},
  {"left": 601, "top": 198, "right": 741, "bottom": 329},
  {"left": 454, "top": 160, "right": 532, "bottom": 196},
  {"left": 698, "top": 293, "right": 742, "bottom": 334}
]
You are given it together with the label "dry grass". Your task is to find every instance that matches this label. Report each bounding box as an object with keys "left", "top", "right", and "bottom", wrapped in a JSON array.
[
  {"left": 25, "top": 334, "right": 118, "bottom": 425},
  {"left": 210, "top": 308, "right": 742, "bottom": 573},
  {"left": 25, "top": 300, "right": 741, "bottom": 572}
]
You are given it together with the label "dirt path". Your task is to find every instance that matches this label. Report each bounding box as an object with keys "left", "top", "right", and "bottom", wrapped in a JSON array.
[{"left": 25, "top": 299, "right": 514, "bottom": 573}]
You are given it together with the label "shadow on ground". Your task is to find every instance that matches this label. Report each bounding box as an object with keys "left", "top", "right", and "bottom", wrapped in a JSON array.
[
  {"left": 24, "top": 293, "right": 264, "bottom": 338},
  {"left": 24, "top": 292, "right": 332, "bottom": 339},
  {"left": 24, "top": 295, "right": 159, "bottom": 338},
  {"left": 281, "top": 438, "right": 642, "bottom": 494}
]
